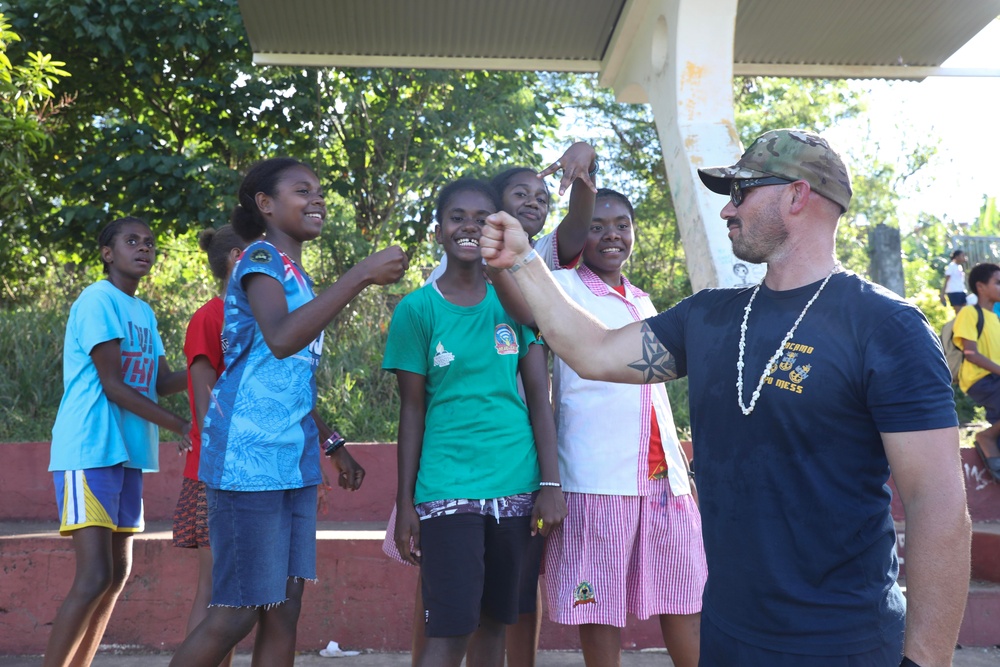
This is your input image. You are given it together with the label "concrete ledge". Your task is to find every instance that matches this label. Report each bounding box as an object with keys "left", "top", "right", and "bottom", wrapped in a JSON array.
[
  {"left": 0, "top": 442, "right": 400, "bottom": 523},
  {"left": 0, "top": 522, "right": 665, "bottom": 654}
]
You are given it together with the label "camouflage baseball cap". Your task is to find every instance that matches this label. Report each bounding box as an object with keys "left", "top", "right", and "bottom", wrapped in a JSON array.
[{"left": 698, "top": 129, "right": 852, "bottom": 212}]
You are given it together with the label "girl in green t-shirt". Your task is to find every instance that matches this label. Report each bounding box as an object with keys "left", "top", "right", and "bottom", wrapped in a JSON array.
[{"left": 384, "top": 178, "right": 566, "bottom": 667}]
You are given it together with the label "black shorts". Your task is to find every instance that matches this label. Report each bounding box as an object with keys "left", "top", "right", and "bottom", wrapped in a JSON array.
[
  {"left": 947, "top": 291, "right": 967, "bottom": 308},
  {"left": 967, "top": 373, "right": 1000, "bottom": 423},
  {"left": 419, "top": 513, "right": 534, "bottom": 637},
  {"left": 517, "top": 533, "right": 544, "bottom": 614}
]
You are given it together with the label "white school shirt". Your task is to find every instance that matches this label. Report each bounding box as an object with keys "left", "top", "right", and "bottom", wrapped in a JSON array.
[
  {"left": 550, "top": 265, "right": 692, "bottom": 498},
  {"left": 944, "top": 261, "right": 965, "bottom": 293}
]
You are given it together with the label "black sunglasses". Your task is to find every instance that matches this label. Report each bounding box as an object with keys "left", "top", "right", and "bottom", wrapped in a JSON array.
[{"left": 729, "top": 177, "right": 794, "bottom": 207}]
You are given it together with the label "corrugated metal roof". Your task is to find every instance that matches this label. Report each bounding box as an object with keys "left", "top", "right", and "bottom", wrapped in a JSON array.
[
  {"left": 734, "top": 0, "right": 1000, "bottom": 67},
  {"left": 238, "top": 0, "right": 1000, "bottom": 78},
  {"left": 239, "top": 0, "right": 624, "bottom": 64}
]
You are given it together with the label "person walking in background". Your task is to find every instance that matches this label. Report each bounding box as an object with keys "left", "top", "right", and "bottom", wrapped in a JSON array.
[
  {"left": 954, "top": 262, "right": 1000, "bottom": 483},
  {"left": 386, "top": 178, "right": 565, "bottom": 667},
  {"left": 480, "top": 129, "right": 971, "bottom": 667},
  {"left": 168, "top": 157, "right": 406, "bottom": 667},
  {"left": 45, "top": 217, "right": 191, "bottom": 667},
  {"left": 172, "top": 225, "right": 248, "bottom": 667},
  {"left": 942, "top": 250, "right": 969, "bottom": 315}
]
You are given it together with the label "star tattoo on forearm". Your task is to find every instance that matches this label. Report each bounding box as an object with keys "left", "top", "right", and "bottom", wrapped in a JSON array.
[{"left": 627, "top": 323, "right": 678, "bottom": 383}]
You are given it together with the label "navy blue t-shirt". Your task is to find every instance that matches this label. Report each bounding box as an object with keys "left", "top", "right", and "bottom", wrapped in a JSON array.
[{"left": 646, "top": 271, "right": 956, "bottom": 655}]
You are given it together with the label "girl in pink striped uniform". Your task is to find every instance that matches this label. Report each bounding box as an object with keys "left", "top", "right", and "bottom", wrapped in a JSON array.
[{"left": 493, "top": 188, "right": 707, "bottom": 667}]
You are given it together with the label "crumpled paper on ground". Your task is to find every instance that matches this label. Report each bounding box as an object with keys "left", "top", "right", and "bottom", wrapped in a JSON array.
[{"left": 319, "top": 640, "right": 361, "bottom": 658}]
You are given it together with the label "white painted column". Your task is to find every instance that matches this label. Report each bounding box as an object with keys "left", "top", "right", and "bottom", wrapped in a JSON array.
[{"left": 601, "top": 0, "right": 763, "bottom": 291}]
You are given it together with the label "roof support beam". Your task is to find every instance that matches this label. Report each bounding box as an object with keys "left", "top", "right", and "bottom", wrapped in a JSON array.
[
  {"left": 251, "top": 53, "right": 604, "bottom": 72},
  {"left": 602, "top": 0, "right": 758, "bottom": 291},
  {"left": 733, "top": 64, "right": 1000, "bottom": 80}
]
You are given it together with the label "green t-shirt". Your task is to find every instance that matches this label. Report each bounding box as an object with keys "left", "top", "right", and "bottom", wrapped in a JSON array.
[{"left": 383, "top": 283, "right": 541, "bottom": 503}]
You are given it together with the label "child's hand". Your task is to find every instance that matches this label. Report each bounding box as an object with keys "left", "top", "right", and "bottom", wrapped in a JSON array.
[
  {"left": 361, "top": 246, "right": 408, "bottom": 286},
  {"left": 531, "top": 486, "right": 567, "bottom": 537},
  {"left": 395, "top": 504, "right": 422, "bottom": 565},
  {"left": 317, "top": 469, "right": 332, "bottom": 515},
  {"left": 176, "top": 423, "right": 193, "bottom": 455},
  {"left": 537, "top": 141, "right": 598, "bottom": 196},
  {"left": 328, "top": 446, "right": 365, "bottom": 491}
]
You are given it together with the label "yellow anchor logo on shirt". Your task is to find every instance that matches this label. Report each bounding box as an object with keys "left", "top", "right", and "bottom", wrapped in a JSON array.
[
  {"left": 789, "top": 364, "right": 811, "bottom": 384},
  {"left": 778, "top": 351, "right": 798, "bottom": 372}
]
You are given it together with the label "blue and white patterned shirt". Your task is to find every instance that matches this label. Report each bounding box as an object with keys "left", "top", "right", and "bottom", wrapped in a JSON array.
[{"left": 199, "top": 240, "right": 323, "bottom": 491}]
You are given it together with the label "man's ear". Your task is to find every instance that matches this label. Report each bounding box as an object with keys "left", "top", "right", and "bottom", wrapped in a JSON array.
[{"left": 787, "top": 181, "right": 811, "bottom": 215}]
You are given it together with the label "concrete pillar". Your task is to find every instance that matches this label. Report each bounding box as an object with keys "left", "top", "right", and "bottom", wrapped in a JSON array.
[
  {"left": 601, "top": 0, "right": 759, "bottom": 290},
  {"left": 868, "top": 223, "right": 905, "bottom": 296}
]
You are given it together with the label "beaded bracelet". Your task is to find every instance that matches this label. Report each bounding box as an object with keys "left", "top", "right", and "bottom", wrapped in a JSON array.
[
  {"left": 323, "top": 432, "right": 346, "bottom": 457},
  {"left": 539, "top": 481, "right": 562, "bottom": 488}
]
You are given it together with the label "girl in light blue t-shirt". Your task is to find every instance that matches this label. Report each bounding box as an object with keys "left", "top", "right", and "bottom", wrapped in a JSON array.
[{"left": 45, "top": 216, "right": 191, "bottom": 667}]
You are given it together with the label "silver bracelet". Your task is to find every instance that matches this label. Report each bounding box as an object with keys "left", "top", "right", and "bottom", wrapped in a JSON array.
[
  {"left": 508, "top": 248, "right": 540, "bottom": 274},
  {"left": 538, "top": 481, "right": 562, "bottom": 488}
]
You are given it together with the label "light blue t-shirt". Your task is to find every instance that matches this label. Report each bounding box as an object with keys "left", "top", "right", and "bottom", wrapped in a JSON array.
[
  {"left": 199, "top": 240, "right": 324, "bottom": 491},
  {"left": 50, "top": 280, "right": 164, "bottom": 472}
]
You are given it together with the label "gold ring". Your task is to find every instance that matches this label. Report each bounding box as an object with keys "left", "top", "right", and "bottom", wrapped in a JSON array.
[{"left": 537, "top": 518, "right": 544, "bottom": 530}]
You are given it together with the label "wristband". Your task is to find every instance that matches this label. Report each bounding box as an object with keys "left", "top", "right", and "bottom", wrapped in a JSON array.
[
  {"left": 900, "top": 657, "right": 921, "bottom": 667},
  {"left": 588, "top": 158, "right": 599, "bottom": 179},
  {"left": 508, "top": 248, "right": 540, "bottom": 274},
  {"left": 323, "top": 431, "right": 346, "bottom": 457},
  {"left": 538, "top": 481, "right": 562, "bottom": 488}
]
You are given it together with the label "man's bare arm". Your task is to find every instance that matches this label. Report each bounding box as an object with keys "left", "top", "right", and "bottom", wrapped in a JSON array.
[
  {"left": 482, "top": 211, "right": 679, "bottom": 385},
  {"left": 626, "top": 323, "right": 680, "bottom": 383},
  {"left": 882, "top": 427, "right": 970, "bottom": 666}
]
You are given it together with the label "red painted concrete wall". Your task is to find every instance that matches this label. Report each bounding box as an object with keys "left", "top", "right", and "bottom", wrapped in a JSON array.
[
  {"left": 5, "top": 441, "right": 998, "bottom": 652},
  {"left": 1, "top": 441, "right": 401, "bottom": 523}
]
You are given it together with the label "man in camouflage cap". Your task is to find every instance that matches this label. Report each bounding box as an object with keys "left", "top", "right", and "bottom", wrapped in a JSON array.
[
  {"left": 698, "top": 128, "right": 852, "bottom": 213},
  {"left": 478, "top": 128, "right": 970, "bottom": 667}
]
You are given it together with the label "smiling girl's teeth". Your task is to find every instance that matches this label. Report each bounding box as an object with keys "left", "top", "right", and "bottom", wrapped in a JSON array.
[{"left": 456, "top": 239, "right": 479, "bottom": 247}]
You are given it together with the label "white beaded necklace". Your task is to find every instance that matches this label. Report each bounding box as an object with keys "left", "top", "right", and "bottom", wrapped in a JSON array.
[{"left": 736, "top": 267, "right": 837, "bottom": 416}]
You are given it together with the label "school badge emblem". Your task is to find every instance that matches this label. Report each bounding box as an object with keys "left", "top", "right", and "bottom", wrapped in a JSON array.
[
  {"left": 250, "top": 248, "right": 272, "bottom": 263},
  {"left": 573, "top": 581, "right": 596, "bottom": 607},
  {"left": 494, "top": 324, "right": 519, "bottom": 355}
]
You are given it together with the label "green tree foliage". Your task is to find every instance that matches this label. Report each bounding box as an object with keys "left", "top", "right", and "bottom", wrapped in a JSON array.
[
  {"left": 4, "top": 0, "right": 318, "bottom": 277},
  {"left": 309, "top": 68, "right": 556, "bottom": 279},
  {"left": 967, "top": 195, "right": 1000, "bottom": 236},
  {"left": 0, "top": 0, "right": 563, "bottom": 441},
  {"left": 0, "top": 12, "right": 70, "bottom": 297},
  {"left": 2, "top": 0, "right": 558, "bottom": 302}
]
